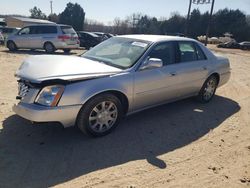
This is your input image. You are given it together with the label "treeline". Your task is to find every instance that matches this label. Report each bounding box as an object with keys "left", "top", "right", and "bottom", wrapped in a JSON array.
[
  {"left": 105, "top": 9, "right": 250, "bottom": 42},
  {"left": 25, "top": 4, "right": 250, "bottom": 42}
]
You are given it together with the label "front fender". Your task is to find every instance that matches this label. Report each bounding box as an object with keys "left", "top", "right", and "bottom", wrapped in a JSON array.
[{"left": 58, "top": 73, "right": 133, "bottom": 108}]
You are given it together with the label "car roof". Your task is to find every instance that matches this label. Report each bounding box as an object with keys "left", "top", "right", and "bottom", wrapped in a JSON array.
[
  {"left": 21, "top": 24, "right": 72, "bottom": 27},
  {"left": 94, "top": 32, "right": 105, "bottom": 34},
  {"left": 0, "top": 26, "right": 20, "bottom": 29},
  {"left": 78, "top": 31, "right": 99, "bottom": 37},
  {"left": 117, "top": 34, "right": 196, "bottom": 43}
]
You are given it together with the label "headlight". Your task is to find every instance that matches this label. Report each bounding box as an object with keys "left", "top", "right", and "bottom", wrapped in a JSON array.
[{"left": 35, "top": 85, "right": 65, "bottom": 107}]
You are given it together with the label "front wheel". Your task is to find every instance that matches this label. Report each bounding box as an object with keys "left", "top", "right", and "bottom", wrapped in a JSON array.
[
  {"left": 197, "top": 75, "right": 218, "bottom": 103},
  {"left": 76, "top": 94, "right": 123, "bottom": 137},
  {"left": 7, "top": 41, "right": 17, "bottom": 51}
]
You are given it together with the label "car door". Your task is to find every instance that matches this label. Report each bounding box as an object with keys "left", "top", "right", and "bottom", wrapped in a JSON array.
[
  {"left": 133, "top": 42, "right": 182, "bottom": 110},
  {"left": 14, "top": 26, "right": 31, "bottom": 48},
  {"left": 175, "top": 41, "right": 209, "bottom": 97},
  {"left": 28, "top": 26, "right": 43, "bottom": 48}
]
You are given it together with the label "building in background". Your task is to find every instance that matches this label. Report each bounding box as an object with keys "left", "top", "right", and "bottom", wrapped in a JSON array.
[
  {"left": 5, "top": 17, "right": 54, "bottom": 28},
  {"left": 0, "top": 18, "right": 6, "bottom": 27}
]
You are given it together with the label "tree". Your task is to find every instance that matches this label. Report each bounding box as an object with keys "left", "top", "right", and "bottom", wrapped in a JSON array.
[
  {"left": 48, "top": 13, "right": 59, "bottom": 23},
  {"left": 29, "top": 6, "right": 47, "bottom": 19},
  {"left": 59, "top": 2, "right": 85, "bottom": 31},
  {"left": 160, "top": 13, "right": 185, "bottom": 35},
  {"left": 212, "top": 9, "right": 249, "bottom": 41},
  {"left": 78, "top": 8, "right": 250, "bottom": 41}
]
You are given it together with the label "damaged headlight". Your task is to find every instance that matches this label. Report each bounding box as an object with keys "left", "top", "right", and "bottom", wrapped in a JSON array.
[{"left": 35, "top": 85, "right": 65, "bottom": 107}]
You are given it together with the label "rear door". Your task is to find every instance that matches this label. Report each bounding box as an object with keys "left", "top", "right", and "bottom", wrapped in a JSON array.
[
  {"left": 40, "top": 25, "right": 58, "bottom": 48},
  {"left": 28, "top": 26, "right": 43, "bottom": 48},
  {"left": 175, "top": 41, "right": 209, "bottom": 96}
]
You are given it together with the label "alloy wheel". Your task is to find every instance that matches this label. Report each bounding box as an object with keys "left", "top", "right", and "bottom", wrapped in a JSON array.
[{"left": 88, "top": 101, "right": 118, "bottom": 133}]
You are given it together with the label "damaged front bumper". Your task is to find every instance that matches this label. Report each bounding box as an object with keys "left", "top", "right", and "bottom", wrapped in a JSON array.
[{"left": 13, "top": 102, "right": 82, "bottom": 128}]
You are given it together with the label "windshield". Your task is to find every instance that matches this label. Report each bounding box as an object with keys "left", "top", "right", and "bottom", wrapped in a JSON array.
[{"left": 82, "top": 37, "right": 150, "bottom": 69}]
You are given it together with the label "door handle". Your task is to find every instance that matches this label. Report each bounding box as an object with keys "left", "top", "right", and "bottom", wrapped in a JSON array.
[{"left": 203, "top": 66, "right": 208, "bottom": 70}]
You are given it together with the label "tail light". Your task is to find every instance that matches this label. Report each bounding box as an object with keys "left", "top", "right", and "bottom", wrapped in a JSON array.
[{"left": 58, "top": 35, "right": 71, "bottom": 41}]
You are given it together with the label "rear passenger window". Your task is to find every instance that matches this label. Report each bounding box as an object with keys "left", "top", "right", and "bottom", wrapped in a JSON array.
[
  {"left": 148, "top": 42, "right": 175, "bottom": 65},
  {"left": 28, "top": 26, "right": 57, "bottom": 34},
  {"left": 195, "top": 43, "right": 207, "bottom": 60},
  {"left": 178, "top": 42, "right": 197, "bottom": 62},
  {"left": 40, "top": 26, "right": 57, "bottom": 34},
  {"left": 30, "top": 26, "right": 39, "bottom": 34},
  {"left": 44, "top": 26, "right": 57, "bottom": 34}
]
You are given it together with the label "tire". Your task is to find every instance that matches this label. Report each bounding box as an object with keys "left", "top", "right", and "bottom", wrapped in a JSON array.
[
  {"left": 76, "top": 93, "right": 123, "bottom": 137},
  {"left": 7, "top": 41, "right": 17, "bottom": 51},
  {"left": 63, "top": 49, "right": 71, "bottom": 53},
  {"left": 197, "top": 75, "right": 218, "bottom": 103},
  {"left": 44, "top": 42, "right": 55, "bottom": 53}
]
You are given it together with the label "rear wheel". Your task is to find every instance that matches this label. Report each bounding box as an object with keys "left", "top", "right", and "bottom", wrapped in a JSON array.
[
  {"left": 44, "top": 42, "right": 55, "bottom": 53},
  {"left": 197, "top": 75, "right": 218, "bottom": 103},
  {"left": 77, "top": 94, "right": 123, "bottom": 137},
  {"left": 7, "top": 41, "right": 17, "bottom": 51}
]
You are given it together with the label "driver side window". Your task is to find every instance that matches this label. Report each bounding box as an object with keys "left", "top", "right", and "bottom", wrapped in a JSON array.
[
  {"left": 19, "top": 27, "right": 30, "bottom": 35},
  {"left": 148, "top": 42, "right": 175, "bottom": 66}
]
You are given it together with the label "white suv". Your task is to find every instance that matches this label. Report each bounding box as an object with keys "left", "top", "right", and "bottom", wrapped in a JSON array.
[{"left": 6, "top": 24, "right": 79, "bottom": 53}]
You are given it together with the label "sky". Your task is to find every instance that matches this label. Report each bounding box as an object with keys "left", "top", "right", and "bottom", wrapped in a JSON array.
[{"left": 1, "top": 0, "right": 250, "bottom": 24}]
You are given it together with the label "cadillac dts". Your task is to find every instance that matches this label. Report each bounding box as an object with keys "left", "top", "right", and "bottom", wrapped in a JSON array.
[{"left": 13, "top": 35, "right": 231, "bottom": 136}]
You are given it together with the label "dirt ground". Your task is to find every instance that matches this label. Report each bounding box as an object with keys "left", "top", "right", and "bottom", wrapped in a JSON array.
[{"left": 0, "top": 45, "right": 249, "bottom": 188}]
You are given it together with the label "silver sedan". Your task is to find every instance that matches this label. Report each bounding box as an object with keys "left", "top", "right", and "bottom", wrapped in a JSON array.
[{"left": 13, "top": 35, "right": 231, "bottom": 136}]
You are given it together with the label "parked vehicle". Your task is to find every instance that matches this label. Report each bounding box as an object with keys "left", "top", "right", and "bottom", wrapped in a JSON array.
[
  {"left": 0, "top": 32, "right": 4, "bottom": 44},
  {"left": 93, "top": 32, "right": 113, "bottom": 41},
  {"left": 0, "top": 27, "right": 20, "bottom": 41},
  {"left": 239, "top": 41, "right": 250, "bottom": 50},
  {"left": 217, "top": 41, "right": 240, "bottom": 49},
  {"left": 13, "top": 35, "right": 231, "bottom": 137},
  {"left": 77, "top": 31, "right": 101, "bottom": 49},
  {"left": 6, "top": 24, "right": 79, "bottom": 53}
]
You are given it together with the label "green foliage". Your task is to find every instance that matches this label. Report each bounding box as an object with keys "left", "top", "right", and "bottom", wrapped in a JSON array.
[
  {"left": 48, "top": 13, "right": 59, "bottom": 23},
  {"left": 29, "top": 6, "right": 47, "bottom": 20},
  {"left": 59, "top": 2, "right": 85, "bottom": 31},
  {"left": 136, "top": 16, "right": 160, "bottom": 34},
  {"left": 211, "top": 9, "right": 250, "bottom": 41},
  {"left": 131, "top": 8, "right": 250, "bottom": 41},
  {"left": 160, "top": 13, "right": 186, "bottom": 35}
]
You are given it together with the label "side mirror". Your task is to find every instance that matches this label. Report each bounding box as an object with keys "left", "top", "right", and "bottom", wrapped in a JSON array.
[{"left": 140, "top": 58, "right": 163, "bottom": 70}]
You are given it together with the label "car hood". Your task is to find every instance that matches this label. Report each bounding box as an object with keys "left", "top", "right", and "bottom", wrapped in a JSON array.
[{"left": 15, "top": 55, "right": 122, "bottom": 83}]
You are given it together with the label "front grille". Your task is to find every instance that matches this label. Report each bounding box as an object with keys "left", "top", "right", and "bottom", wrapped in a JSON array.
[{"left": 17, "top": 81, "right": 29, "bottom": 99}]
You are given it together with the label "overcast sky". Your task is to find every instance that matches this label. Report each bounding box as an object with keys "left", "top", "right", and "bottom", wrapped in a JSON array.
[{"left": 1, "top": 0, "right": 250, "bottom": 24}]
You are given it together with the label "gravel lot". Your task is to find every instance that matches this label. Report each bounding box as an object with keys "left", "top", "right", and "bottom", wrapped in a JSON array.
[{"left": 0, "top": 45, "right": 249, "bottom": 188}]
